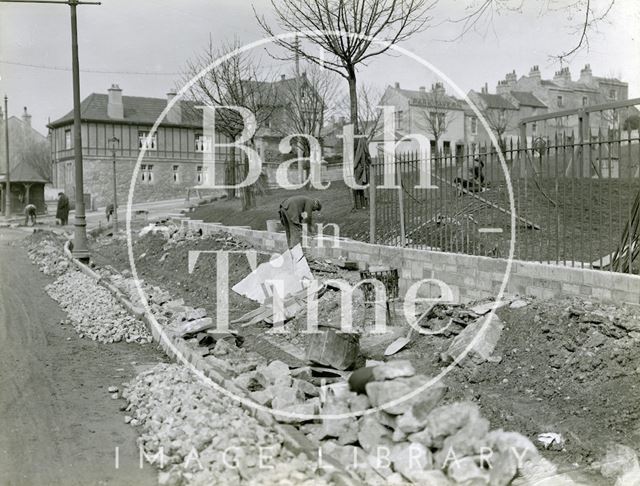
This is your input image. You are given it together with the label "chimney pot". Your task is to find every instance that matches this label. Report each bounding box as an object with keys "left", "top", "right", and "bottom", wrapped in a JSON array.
[
  {"left": 281, "top": 74, "right": 286, "bottom": 81},
  {"left": 394, "top": 82, "right": 400, "bottom": 89}
]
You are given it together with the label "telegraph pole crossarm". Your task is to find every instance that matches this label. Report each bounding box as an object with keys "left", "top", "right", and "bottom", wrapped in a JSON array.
[{"left": 1, "top": 0, "right": 100, "bottom": 261}]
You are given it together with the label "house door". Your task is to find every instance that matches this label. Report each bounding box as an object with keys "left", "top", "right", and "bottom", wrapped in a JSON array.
[{"left": 455, "top": 144, "right": 464, "bottom": 164}]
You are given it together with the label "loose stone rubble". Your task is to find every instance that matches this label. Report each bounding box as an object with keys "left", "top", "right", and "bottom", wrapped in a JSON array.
[
  {"left": 307, "top": 360, "right": 581, "bottom": 486},
  {"left": 46, "top": 270, "right": 152, "bottom": 343},
  {"left": 27, "top": 235, "right": 70, "bottom": 276},
  {"left": 122, "top": 363, "right": 333, "bottom": 486}
]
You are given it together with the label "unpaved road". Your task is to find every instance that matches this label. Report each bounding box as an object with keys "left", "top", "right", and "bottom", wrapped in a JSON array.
[{"left": 0, "top": 228, "right": 163, "bottom": 486}]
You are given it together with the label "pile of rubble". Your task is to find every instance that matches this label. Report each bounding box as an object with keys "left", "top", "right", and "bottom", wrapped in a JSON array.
[
  {"left": 46, "top": 270, "right": 152, "bottom": 344},
  {"left": 317, "top": 359, "right": 584, "bottom": 485},
  {"left": 122, "top": 363, "right": 332, "bottom": 486},
  {"left": 26, "top": 236, "right": 70, "bottom": 276}
]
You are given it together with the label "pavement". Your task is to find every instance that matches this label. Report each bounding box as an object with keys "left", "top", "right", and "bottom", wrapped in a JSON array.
[
  {"left": 0, "top": 197, "right": 189, "bottom": 232},
  {"left": 0, "top": 228, "right": 164, "bottom": 485}
]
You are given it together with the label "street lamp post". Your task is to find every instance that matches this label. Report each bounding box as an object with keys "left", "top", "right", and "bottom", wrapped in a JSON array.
[
  {"left": 3, "top": 95, "right": 9, "bottom": 217},
  {"left": 108, "top": 137, "right": 119, "bottom": 232},
  {"left": 0, "top": 0, "right": 100, "bottom": 260}
]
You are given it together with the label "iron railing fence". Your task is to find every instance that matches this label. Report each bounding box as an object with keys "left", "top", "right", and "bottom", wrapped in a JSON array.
[{"left": 370, "top": 100, "right": 640, "bottom": 274}]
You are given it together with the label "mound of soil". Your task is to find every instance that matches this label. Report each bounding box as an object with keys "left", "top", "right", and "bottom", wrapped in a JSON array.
[{"left": 91, "top": 230, "right": 640, "bottom": 483}]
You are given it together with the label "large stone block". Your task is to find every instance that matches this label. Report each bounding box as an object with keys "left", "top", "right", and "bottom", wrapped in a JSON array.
[
  {"left": 443, "top": 313, "right": 503, "bottom": 364},
  {"left": 306, "top": 328, "right": 360, "bottom": 371},
  {"left": 365, "top": 375, "right": 446, "bottom": 415}
]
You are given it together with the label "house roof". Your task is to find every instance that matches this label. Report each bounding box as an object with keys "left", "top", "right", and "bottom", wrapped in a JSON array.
[
  {"left": 0, "top": 115, "right": 51, "bottom": 181},
  {"left": 509, "top": 91, "right": 547, "bottom": 108},
  {"left": 475, "top": 92, "right": 517, "bottom": 110},
  {"left": 48, "top": 93, "right": 204, "bottom": 129},
  {"left": 0, "top": 160, "right": 50, "bottom": 183}
]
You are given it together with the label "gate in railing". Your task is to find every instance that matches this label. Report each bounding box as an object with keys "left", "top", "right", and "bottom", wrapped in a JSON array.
[{"left": 370, "top": 98, "right": 640, "bottom": 274}]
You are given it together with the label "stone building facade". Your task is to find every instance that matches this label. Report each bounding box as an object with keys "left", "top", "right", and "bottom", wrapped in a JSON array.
[
  {"left": 48, "top": 85, "right": 232, "bottom": 208},
  {"left": 471, "top": 65, "right": 629, "bottom": 143}
]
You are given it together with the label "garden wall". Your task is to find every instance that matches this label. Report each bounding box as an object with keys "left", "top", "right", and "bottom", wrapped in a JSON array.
[{"left": 181, "top": 219, "right": 640, "bottom": 306}]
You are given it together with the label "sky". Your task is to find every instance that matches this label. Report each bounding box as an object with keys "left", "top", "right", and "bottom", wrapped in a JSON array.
[{"left": 0, "top": 0, "right": 638, "bottom": 134}]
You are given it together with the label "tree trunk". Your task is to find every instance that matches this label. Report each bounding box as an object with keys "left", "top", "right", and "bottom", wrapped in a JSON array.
[
  {"left": 347, "top": 69, "right": 361, "bottom": 207},
  {"left": 241, "top": 141, "right": 256, "bottom": 211},
  {"left": 347, "top": 71, "right": 359, "bottom": 134},
  {"left": 227, "top": 144, "right": 237, "bottom": 200}
]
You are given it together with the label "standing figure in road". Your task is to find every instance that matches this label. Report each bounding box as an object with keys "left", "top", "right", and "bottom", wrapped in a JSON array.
[
  {"left": 24, "top": 204, "right": 37, "bottom": 226},
  {"left": 106, "top": 203, "right": 114, "bottom": 223},
  {"left": 56, "top": 192, "right": 70, "bottom": 226},
  {"left": 278, "top": 195, "right": 322, "bottom": 249}
]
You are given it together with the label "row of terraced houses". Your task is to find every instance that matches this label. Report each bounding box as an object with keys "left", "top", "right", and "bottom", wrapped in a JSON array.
[{"left": 48, "top": 65, "right": 630, "bottom": 205}]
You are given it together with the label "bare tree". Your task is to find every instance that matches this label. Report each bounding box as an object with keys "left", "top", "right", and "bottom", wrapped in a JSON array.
[
  {"left": 337, "top": 83, "right": 384, "bottom": 141},
  {"left": 448, "top": 0, "right": 617, "bottom": 63},
  {"left": 182, "top": 39, "right": 278, "bottom": 210},
  {"left": 481, "top": 107, "right": 516, "bottom": 149},
  {"left": 277, "top": 65, "right": 340, "bottom": 156},
  {"left": 416, "top": 83, "right": 458, "bottom": 157},
  {"left": 256, "top": 0, "right": 435, "bottom": 134}
]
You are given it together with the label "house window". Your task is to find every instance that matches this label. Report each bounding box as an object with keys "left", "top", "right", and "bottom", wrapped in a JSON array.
[
  {"left": 532, "top": 122, "right": 537, "bottom": 134},
  {"left": 582, "top": 96, "right": 588, "bottom": 106},
  {"left": 195, "top": 134, "right": 212, "bottom": 153},
  {"left": 470, "top": 117, "right": 477, "bottom": 135},
  {"left": 196, "top": 165, "right": 203, "bottom": 184},
  {"left": 498, "top": 109, "right": 507, "bottom": 125},
  {"left": 394, "top": 110, "right": 404, "bottom": 129},
  {"left": 64, "top": 129, "right": 72, "bottom": 149},
  {"left": 172, "top": 165, "right": 180, "bottom": 183},
  {"left": 138, "top": 131, "right": 157, "bottom": 150},
  {"left": 140, "top": 164, "right": 154, "bottom": 183},
  {"left": 557, "top": 95, "right": 564, "bottom": 108},
  {"left": 609, "top": 89, "right": 617, "bottom": 100}
]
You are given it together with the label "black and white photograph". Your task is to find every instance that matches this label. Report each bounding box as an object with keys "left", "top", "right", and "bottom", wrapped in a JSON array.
[{"left": 1, "top": 0, "right": 639, "bottom": 484}]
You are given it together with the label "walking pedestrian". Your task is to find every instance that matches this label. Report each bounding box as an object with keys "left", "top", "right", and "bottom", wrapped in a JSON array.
[
  {"left": 56, "top": 192, "right": 70, "bottom": 226},
  {"left": 278, "top": 195, "right": 322, "bottom": 248},
  {"left": 24, "top": 204, "right": 37, "bottom": 226},
  {"left": 106, "top": 203, "right": 114, "bottom": 223}
]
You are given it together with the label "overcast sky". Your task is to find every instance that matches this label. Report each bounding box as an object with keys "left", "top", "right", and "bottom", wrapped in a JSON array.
[{"left": 1, "top": 0, "right": 638, "bottom": 134}]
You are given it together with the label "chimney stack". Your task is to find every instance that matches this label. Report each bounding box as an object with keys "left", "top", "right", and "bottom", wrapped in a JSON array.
[
  {"left": 579, "top": 64, "right": 593, "bottom": 84},
  {"left": 281, "top": 74, "right": 286, "bottom": 81},
  {"left": 528, "top": 65, "right": 541, "bottom": 83},
  {"left": 394, "top": 82, "right": 400, "bottom": 89},
  {"left": 166, "top": 91, "right": 181, "bottom": 124},
  {"left": 553, "top": 67, "right": 572, "bottom": 85},
  {"left": 107, "top": 84, "right": 124, "bottom": 119},
  {"left": 419, "top": 86, "right": 426, "bottom": 92},
  {"left": 22, "top": 106, "right": 32, "bottom": 128}
]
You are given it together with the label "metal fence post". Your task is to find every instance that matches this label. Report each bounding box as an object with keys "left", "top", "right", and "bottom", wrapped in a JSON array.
[
  {"left": 369, "top": 158, "right": 376, "bottom": 244},
  {"left": 397, "top": 155, "right": 406, "bottom": 246}
]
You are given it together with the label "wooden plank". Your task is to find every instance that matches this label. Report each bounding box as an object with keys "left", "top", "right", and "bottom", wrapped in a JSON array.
[{"left": 431, "top": 173, "right": 541, "bottom": 230}]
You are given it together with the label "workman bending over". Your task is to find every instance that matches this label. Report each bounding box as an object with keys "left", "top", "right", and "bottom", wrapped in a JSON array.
[
  {"left": 24, "top": 204, "right": 37, "bottom": 226},
  {"left": 278, "top": 195, "right": 322, "bottom": 248}
]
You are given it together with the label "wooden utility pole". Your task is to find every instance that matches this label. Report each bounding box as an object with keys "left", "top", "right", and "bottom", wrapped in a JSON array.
[
  {"left": 1, "top": 0, "right": 100, "bottom": 260},
  {"left": 3, "top": 95, "right": 9, "bottom": 217}
]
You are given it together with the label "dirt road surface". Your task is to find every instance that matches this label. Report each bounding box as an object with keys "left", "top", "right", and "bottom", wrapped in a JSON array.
[{"left": 0, "top": 228, "right": 164, "bottom": 486}]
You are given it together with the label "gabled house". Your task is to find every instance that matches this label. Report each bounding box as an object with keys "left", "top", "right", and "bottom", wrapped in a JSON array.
[
  {"left": 374, "top": 82, "right": 469, "bottom": 158},
  {"left": 467, "top": 89, "right": 520, "bottom": 148},
  {"left": 48, "top": 84, "right": 231, "bottom": 207},
  {"left": 0, "top": 107, "right": 50, "bottom": 214}
]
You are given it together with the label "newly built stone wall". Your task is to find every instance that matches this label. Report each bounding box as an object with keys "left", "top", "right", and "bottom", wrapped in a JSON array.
[{"left": 182, "top": 220, "right": 640, "bottom": 306}]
